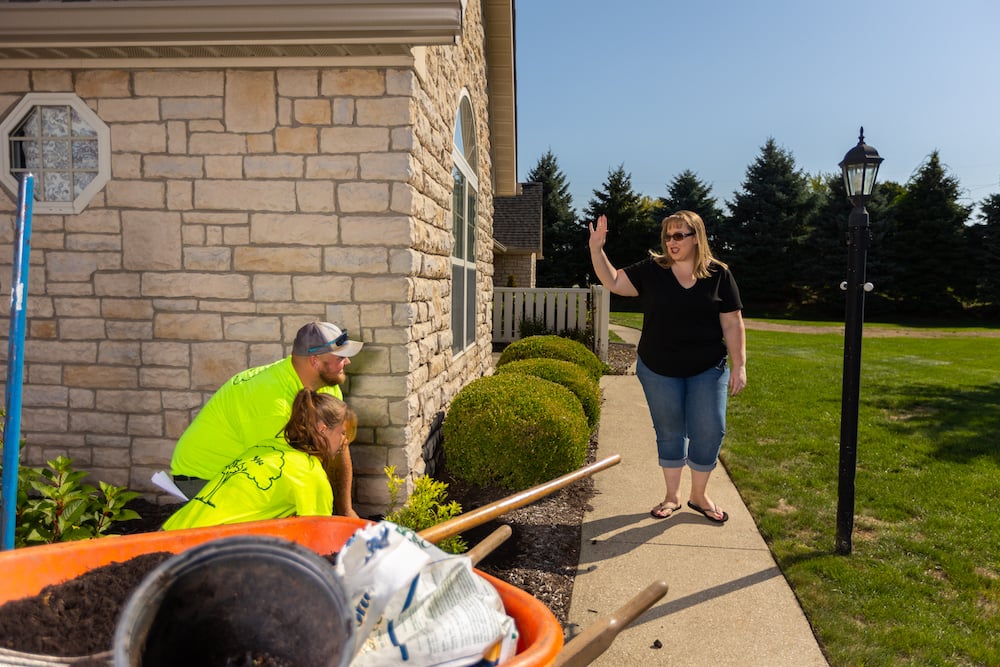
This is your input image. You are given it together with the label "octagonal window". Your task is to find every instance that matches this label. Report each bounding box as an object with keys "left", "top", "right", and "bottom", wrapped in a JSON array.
[{"left": 1, "top": 93, "right": 110, "bottom": 214}]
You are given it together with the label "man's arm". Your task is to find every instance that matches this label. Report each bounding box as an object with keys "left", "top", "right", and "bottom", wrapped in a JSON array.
[{"left": 331, "top": 445, "right": 358, "bottom": 518}]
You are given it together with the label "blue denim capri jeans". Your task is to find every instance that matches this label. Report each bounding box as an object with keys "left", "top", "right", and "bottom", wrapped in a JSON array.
[{"left": 635, "top": 355, "right": 729, "bottom": 472}]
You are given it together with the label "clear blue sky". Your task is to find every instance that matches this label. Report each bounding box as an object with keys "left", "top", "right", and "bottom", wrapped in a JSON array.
[{"left": 514, "top": 1, "right": 1000, "bottom": 219}]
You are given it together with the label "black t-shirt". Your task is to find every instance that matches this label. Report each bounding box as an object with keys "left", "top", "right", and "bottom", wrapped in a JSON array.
[{"left": 624, "top": 258, "right": 743, "bottom": 378}]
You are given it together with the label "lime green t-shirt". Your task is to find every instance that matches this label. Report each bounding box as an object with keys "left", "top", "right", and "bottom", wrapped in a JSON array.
[
  {"left": 170, "top": 357, "right": 342, "bottom": 480},
  {"left": 162, "top": 438, "right": 334, "bottom": 530}
]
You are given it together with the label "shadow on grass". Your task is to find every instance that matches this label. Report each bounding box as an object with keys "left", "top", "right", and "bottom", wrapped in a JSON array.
[{"left": 866, "top": 380, "right": 1000, "bottom": 464}]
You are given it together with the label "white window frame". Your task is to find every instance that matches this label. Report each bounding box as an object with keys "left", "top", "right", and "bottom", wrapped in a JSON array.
[
  {"left": 0, "top": 92, "right": 111, "bottom": 215},
  {"left": 451, "top": 92, "right": 478, "bottom": 354}
]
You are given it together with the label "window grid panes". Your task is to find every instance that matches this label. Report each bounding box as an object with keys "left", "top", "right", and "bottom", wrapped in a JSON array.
[
  {"left": 9, "top": 104, "right": 100, "bottom": 203},
  {"left": 451, "top": 94, "right": 478, "bottom": 354}
]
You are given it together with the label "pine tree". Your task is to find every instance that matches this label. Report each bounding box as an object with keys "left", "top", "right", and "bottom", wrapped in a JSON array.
[
  {"left": 883, "top": 151, "right": 970, "bottom": 315},
  {"left": 652, "top": 170, "right": 725, "bottom": 252},
  {"left": 803, "top": 174, "right": 904, "bottom": 318},
  {"left": 723, "top": 138, "right": 818, "bottom": 310},
  {"left": 582, "top": 165, "right": 657, "bottom": 283},
  {"left": 526, "top": 151, "right": 584, "bottom": 287},
  {"left": 967, "top": 193, "right": 1000, "bottom": 312}
]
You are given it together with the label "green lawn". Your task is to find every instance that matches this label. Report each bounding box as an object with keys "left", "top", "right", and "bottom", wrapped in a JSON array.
[{"left": 609, "top": 314, "right": 1000, "bottom": 666}]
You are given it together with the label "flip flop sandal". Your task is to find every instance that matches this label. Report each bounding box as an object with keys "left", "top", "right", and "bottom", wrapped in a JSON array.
[
  {"left": 687, "top": 500, "right": 729, "bottom": 523},
  {"left": 650, "top": 502, "right": 681, "bottom": 519}
]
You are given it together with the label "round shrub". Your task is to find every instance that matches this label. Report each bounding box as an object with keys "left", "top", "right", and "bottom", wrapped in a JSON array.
[
  {"left": 443, "top": 373, "right": 589, "bottom": 490},
  {"left": 496, "top": 358, "right": 600, "bottom": 432},
  {"left": 497, "top": 335, "right": 605, "bottom": 382}
]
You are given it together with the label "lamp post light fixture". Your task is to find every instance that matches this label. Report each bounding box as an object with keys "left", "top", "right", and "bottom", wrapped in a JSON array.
[{"left": 835, "top": 127, "right": 883, "bottom": 555}]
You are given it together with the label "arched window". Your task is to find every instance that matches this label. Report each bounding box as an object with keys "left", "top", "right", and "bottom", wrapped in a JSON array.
[
  {"left": 451, "top": 94, "right": 478, "bottom": 353},
  {"left": 0, "top": 93, "right": 110, "bottom": 214}
]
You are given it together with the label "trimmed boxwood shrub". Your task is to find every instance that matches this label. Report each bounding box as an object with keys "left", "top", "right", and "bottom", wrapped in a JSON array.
[
  {"left": 496, "top": 358, "right": 600, "bottom": 432},
  {"left": 497, "top": 334, "right": 605, "bottom": 382},
  {"left": 442, "top": 373, "right": 589, "bottom": 490}
]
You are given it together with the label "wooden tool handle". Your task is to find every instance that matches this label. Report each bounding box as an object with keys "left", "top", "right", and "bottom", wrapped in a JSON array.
[
  {"left": 465, "top": 524, "right": 513, "bottom": 566},
  {"left": 417, "top": 454, "right": 621, "bottom": 544},
  {"left": 553, "top": 579, "right": 670, "bottom": 667}
]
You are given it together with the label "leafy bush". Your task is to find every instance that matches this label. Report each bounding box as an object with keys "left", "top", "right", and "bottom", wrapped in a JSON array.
[
  {"left": 443, "top": 374, "right": 589, "bottom": 490},
  {"left": 497, "top": 334, "right": 606, "bottom": 382},
  {"left": 383, "top": 466, "right": 466, "bottom": 554},
  {"left": 13, "top": 455, "right": 140, "bottom": 547},
  {"left": 496, "top": 358, "right": 601, "bottom": 431},
  {"left": 1, "top": 413, "right": 140, "bottom": 546}
]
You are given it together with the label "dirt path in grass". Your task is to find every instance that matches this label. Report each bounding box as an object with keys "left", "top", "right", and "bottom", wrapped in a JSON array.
[{"left": 744, "top": 319, "right": 1000, "bottom": 338}]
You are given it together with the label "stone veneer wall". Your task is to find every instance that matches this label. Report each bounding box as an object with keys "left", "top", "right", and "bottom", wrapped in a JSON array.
[
  {"left": 494, "top": 253, "right": 536, "bottom": 289},
  {"left": 0, "top": 1, "right": 496, "bottom": 516}
]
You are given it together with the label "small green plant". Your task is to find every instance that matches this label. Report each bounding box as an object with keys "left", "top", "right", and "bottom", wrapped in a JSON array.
[
  {"left": 497, "top": 334, "right": 606, "bottom": 381},
  {"left": 443, "top": 373, "right": 589, "bottom": 490},
  {"left": 383, "top": 466, "right": 467, "bottom": 554},
  {"left": 13, "top": 455, "right": 140, "bottom": 547},
  {"left": 496, "top": 357, "right": 601, "bottom": 431}
]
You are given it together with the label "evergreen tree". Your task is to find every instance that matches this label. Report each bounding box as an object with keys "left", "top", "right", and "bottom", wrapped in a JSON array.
[
  {"left": 582, "top": 165, "right": 657, "bottom": 278},
  {"left": 800, "top": 173, "right": 851, "bottom": 315},
  {"left": 883, "top": 151, "right": 971, "bottom": 315},
  {"left": 967, "top": 193, "right": 1000, "bottom": 312},
  {"left": 526, "top": 151, "right": 584, "bottom": 287},
  {"left": 723, "top": 138, "right": 818, "bottom": 310},
  {"left": 652, "top": 170, "right": 725, "bottom": 253},
  {"left": 804, "top": 173, "right": 905, "bottom": 318}
]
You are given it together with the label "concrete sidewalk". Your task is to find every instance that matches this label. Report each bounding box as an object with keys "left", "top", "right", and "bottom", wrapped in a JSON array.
[{"left": 565, "top": 326, "right": 829, "bottom": 666}]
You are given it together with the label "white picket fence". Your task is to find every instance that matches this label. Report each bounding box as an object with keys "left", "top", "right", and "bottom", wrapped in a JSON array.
[{"left": 492, "top": 286, "right": 610, "bottom": 361}]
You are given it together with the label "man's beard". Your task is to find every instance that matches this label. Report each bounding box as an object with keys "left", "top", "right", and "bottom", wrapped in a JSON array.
[{"left": 318, "top": 368, "right": 346, "bottom": 388}]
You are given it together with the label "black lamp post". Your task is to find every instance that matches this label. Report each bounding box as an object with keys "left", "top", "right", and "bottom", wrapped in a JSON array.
[{"left": 835, "top": 127, "right": 883, "bottom": 555}]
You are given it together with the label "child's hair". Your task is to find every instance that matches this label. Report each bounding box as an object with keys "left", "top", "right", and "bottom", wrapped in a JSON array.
[{"left": 282, "top": 389, "right": 357, "bottom": 469}]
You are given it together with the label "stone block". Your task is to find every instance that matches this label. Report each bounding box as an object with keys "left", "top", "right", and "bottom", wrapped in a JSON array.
[
  {"left": 234, "top": 247, "right": 322, "bottom": 273},
  {"left": 161, "top": 97, "right": 223, "bottom": 119},
  {"left": 320, "top": 127, "right": 389, "bottom": 153},
  {"left": 277, "top": 69, "right": 318, "bottom": 97},
  {"left": 98, "top": 341, "right": 142, "bottom": 366},
  {"left": 195, "top": 180, "right": 296, "bottom": 211},
  {"left": 153, "top": 312, "right": 222, "bottom": 340},
  {"left": 63, "top": 365, "right": 137, "bottom": 388},
  {"left": 305, "top": 155, "right": 357, "bottom": 179},
  {"left": 143, "top": 155, "right": 203, "bottom": 179},
  {"left": 274, "top": 126, "right": 318, "bottom": 154},
  {"left": 143, "top": 272, "right": 249, "bottom": 299},
  {"left": 75, "top": 70, "right": 130, "bottom": 98},
  {"left": 337, "top": 182, "right": 390, "bottom": 213},
  {"left": 99, "top": 98, "right": 159, "bottom": 122},
  {"left": 107, "top": 180, "right": 165, "bottom": 209},
  {"left": 190, "top": 342, "right": 249, "bottom": 390},
  {"left": 244, "top": 155, "right": 304, "bottom": 178},
  {"left": 321, "top": 70, "right": 385, "bottom": 96},
  {"left": 252, "top": 275, "right": 292, "bottom": 301},
  {"left": 111, "top": 123, "right": 167, "bottom": 153},
  {"left": 134, "top": 71, "right": 223, "bottom": 97},
  {"left": 294, "top": 99, "right": 331, "bottom": 125},
  {"left": 295, "top": 181, "right": 335, "bottom": 212},
  {"left": 291, "top": 275, "right": 353, "bottom": 303},
  {"left": 250, "top": 213, "right": 338, "bottom": 245},
  {"left": 101, "top": 298, "right": 154, "bottom": 320},
  {"left": 225, "top": 71, "right": 276, "bottom": 132},
  {"left": 122, "top": 211, "right": 182, "bottom": 270},
  {"left": 140, "top": 367, "right": 191, "bottom": 389}
]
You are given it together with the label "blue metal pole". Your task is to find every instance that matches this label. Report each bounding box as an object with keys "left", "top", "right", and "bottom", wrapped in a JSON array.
[{"left": 2, "top": 173, "right": 34, "bottom": 550}]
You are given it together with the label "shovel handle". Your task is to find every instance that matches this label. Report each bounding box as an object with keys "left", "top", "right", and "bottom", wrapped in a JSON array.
[
  {"left": 465, "top": 524, "right": 513, "bottom": 566},
  {"left": 553, "top": 580, "right": 669, "bottom": 667},
  {"left": 418, "top": 455, "right": 621, "bottom": 544}
]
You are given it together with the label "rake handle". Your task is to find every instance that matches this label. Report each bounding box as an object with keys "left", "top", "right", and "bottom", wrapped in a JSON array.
[{"left": 418, "top": 455, "right": 621, "bottom": 544}]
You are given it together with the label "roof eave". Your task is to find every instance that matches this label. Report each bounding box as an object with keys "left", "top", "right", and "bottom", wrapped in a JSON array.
[{"left": 0, "top": 0, "right": 464, "bottom": 51}]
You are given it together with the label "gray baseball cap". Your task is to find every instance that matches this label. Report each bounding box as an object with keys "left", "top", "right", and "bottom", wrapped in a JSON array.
[{"left": 292, "top": 322, "right": 363, "bottom": 357}]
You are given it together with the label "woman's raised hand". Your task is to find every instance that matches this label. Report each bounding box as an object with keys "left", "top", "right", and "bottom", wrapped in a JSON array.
[{"left": 589, "top": 214, "right": 608, "bottom": 253}]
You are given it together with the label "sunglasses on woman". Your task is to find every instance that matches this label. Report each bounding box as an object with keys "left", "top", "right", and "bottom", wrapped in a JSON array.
[{"left": 666, "top": 231, "right": 696, "bottom": 242}]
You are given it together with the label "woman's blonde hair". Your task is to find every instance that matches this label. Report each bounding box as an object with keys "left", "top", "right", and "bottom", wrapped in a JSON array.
[
  {"left": 282, "top": 389, "right": 357, "bottom": 470},
  {"left": 649, "top": 210, "right": 727, "bottom": 278}
]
